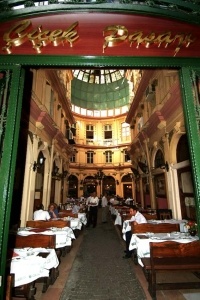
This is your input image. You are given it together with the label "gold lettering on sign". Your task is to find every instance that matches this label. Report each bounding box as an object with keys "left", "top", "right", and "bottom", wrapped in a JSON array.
[
  {"left": 2, "top": 20, "right": 79, "bottom": 54},
  {"left": 103, "top": 25, "right": 195, "bottom": 56},
  {"left": 103, "top": 25, "right": 128, "bottom": 53}
]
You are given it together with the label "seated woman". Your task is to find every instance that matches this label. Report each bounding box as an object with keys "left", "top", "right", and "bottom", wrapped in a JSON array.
[{"left": 48, "top": 203, "right": 59, "bottom": 219}]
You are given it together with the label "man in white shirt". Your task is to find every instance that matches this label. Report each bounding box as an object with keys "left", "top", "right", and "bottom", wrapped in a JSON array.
[
  {"left": 86, "top": 192, "right": 99, "bottom": 228},
  {"left": 33, "top": 204, "right": 50, "bottom": 221},
  {"left": 101, "top": 193, "right": 108, "bottom": 223},
  {"left": 123, "top": 205, "right": 147, "bottom": 259}
]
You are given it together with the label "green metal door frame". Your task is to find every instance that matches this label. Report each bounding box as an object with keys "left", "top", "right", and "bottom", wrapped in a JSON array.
[
  {"left": 0, "top": 56, "right": 200, "bottom": 298},
  {"left": 0, "top": 65, "right": 25, "bottom": 299}
]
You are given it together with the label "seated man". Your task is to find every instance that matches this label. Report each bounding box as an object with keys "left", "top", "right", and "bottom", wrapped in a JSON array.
[
  {"left": 33, "top": 204, "right": 51, "bottom": 221},
  {"left": 123, "top": 205, "right": 147, "bottom": 259}
]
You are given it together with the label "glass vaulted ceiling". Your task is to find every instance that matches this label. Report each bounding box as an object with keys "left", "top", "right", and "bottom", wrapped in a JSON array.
[{"left": 71, "top": 70, "right": 131, "bottom": 118}]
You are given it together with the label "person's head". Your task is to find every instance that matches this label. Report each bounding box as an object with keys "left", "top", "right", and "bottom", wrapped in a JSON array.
[
  {"left": 129, "top": 205, "right": 138, "bottom": 216},
  {"left": 48, "top": 203, "right": 55, "bottom": 211},
  {"left": 36, "top": 203, "right": 44, "bottom": 211}
]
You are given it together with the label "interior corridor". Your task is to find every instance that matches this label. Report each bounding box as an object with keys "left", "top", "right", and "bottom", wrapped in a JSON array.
[{"left": 24, "top": 209, "right": 200, "bottom": 300}]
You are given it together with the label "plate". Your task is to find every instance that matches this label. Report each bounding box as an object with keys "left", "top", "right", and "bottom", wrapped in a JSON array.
[{"left": 171, "top": 231, "right": 180, "bottom": 235}]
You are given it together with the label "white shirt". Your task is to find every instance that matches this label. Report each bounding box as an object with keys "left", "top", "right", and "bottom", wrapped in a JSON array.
[
  {"left": 130, "top": 211, "right": 147, "bottom": 224},
  {"left": 33, "top": 209, "right": 50, "bottom": 221},
  {"left": 72, "top": 204, "right": 80, "bottom": 214},
  {"left": 101, "top": 196, "right": 108, "bottom": 207},
  {"left": 89, "top": 196, "right": 99, "bottom": 207}
]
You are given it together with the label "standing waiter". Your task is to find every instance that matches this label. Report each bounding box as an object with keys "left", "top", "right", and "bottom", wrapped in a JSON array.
[{"left": 87, "top": 192, "right": 99, "bottom": 228}]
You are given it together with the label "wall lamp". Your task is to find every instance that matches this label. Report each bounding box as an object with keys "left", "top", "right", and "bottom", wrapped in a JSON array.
[
  {"left": 52, "top": 166, "right": 68, "bottom": 180},
  {"left": 160, "top": 161, "right": 169, "bottom": 172},
  {"left": 33, "top": 152, "right": 45, "bottom": 172}
]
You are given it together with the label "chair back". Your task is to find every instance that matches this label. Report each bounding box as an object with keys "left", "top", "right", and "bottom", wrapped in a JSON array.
[
  {"left": 150, "top": 240, "right": 200, "bottom": 258},
  {"left": 26, "top": 219, "right": 69, "bottom": 228},
  {"left": 131, "top": 222, "right": 180, "bottom": 234},
  {"left": 15, "top": 234, "right": 56, "bottom": 248}
]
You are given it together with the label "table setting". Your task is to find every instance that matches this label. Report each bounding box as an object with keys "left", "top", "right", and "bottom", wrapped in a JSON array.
[
  {"left": 9, "top": 247, "right": 59, "bottom": 287},
  {"left": 129, "top": 232, "right": 199, "bottom": 266},
  {"left": 17, "top": 226, "right": 75, "bottom": 247},
  {"left": 62, "top": 217, "right": 83, "bottom": 230}
]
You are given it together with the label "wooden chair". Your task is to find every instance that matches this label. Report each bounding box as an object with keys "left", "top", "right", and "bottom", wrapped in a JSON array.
[
  {"left": 157, "top": 209, "right": 172, "bottom": 220},
  {"left": 159, "top": 211, "right": 171, "bottom": 220},
  {"left": 142, "top": 241, "right": 200, "bottom": 298},
  {"left": 15, "top": 234, "right": 56, "bottom": 248},
  {"left": 26, "top": 219, "right": 70, "bottom": 228},
  {"left": 5, "top": 274, "right": 14, "bottom": 300},
  {"left": 131, "top": 222, "right": 180, "bottom": 234},
  {"left": 131, "top": 222, "right": 180, "bottom": 265},
  {"left": 142, "top": 213, "right": 158, "bottom": 220},
  {"left": 9, "top": 233, "right": 58, "bottom": 297},
  {"left": 58, "top": 211, "right": 78, "bottom": 218}
]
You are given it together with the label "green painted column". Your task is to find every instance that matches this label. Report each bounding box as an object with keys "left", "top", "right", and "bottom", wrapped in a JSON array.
[
  {"left": 179, "top": 67, "right": 200, "bottom": 236},
  {"left": 0, "top": 65, "right": 25, "bottom": 299}
]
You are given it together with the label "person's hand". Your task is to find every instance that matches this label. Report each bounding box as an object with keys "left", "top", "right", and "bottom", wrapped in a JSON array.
[{"left": 133, "top": 221, "right": 138, "bottom": 225}]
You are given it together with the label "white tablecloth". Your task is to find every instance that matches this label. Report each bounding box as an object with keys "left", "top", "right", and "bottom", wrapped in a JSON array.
[
  {"left": 147, "top": 219, "right": 188, "bottom": 232},
  {"left": 114, "top": 213, "right": 122, "bottom": 226},
  {"left": 129, "top": 233, "right": 198, "bottom": 266},
  {"left": 10, "top": 248, "right": 59, "bottom": 287},
  {"left": 78, "top": 213, "right": 87, "bottom": 225},
  {"left": 18, "top": 226, "right": 75, "bottom": 248},
  {"left": 122, "top": 220, "right": 132, "bottom": 240}
]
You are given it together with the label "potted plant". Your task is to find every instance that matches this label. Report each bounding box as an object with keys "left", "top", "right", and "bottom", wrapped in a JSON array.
[{"left": 185, "top": 220, "right": 198, "bottom": 236}]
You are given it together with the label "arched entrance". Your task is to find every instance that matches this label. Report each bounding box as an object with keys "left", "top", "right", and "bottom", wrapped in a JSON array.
[
  {"left": 83, "top": 176, "right": 97, "bottom": 196},
  {"left": 68, "top": 175, "right": 78, "bottom": 199},
  {"left": 1, "top": 3, "right": 200, "bottom": 298},
  {"left": 121, "top": 174, "right": 133, "bottom": 199},
  {"left": 103, "top": 176, "right": 116, "bottom": 196}
]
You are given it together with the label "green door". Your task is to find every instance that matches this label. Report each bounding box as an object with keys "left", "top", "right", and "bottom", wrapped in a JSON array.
[{"left": 0, "top": 65, "right": 25, "bottom": 299}]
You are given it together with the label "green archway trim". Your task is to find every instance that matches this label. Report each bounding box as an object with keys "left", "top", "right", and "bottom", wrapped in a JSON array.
[{"left": 0, "top": 2, "right": 200, "bottom": 26}]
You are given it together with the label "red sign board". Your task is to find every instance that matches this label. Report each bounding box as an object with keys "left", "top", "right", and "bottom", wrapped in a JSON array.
[{"left": 0, "top": 13, "right": 200, "bottom": 57}]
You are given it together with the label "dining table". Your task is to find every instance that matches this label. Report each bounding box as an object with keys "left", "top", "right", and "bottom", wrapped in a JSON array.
[
  {"left": 58, "top": 213, "right": 87, "bottom": 229},
  {"left": 121, "top": 218, "right": 188, "bottom": 240},
  {"left": 10, "top": 247, "right": 59, "bottom": 287},
  {"left": 129, "top": 232, "right": 199, "bottom": 266},
  {"left": 17, "top": 226, "right": 76, "bottom": 248}
]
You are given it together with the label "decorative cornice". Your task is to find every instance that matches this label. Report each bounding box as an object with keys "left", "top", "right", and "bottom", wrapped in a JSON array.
[
  {"left": 45, "top": 69, "right": 75, "bottom": 124},
  {"left": 126, "top": 69, "right": 155, "bottom": 123}
]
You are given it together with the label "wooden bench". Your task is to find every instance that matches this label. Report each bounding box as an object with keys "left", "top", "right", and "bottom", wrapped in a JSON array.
[
  {"left": 131, "top": 222, "right": 180, "bottom": 234},
  {"left": 15, "top": 233, "right": 56, "bottom": 249},
  {"left": 9, "top": 233, "right": 58, "bottom": 298},
  {"left": 141, "top": 240, "right": 200, "bottom": 299},
  {"left": 26, "top": 219, "right": 70, "bottom": 228},
  {"left": 131, "top": 223, "right": 180, "bottom": 264},
  {"left": 58, "top": 210, "right": 78, "bottom": 218}
]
